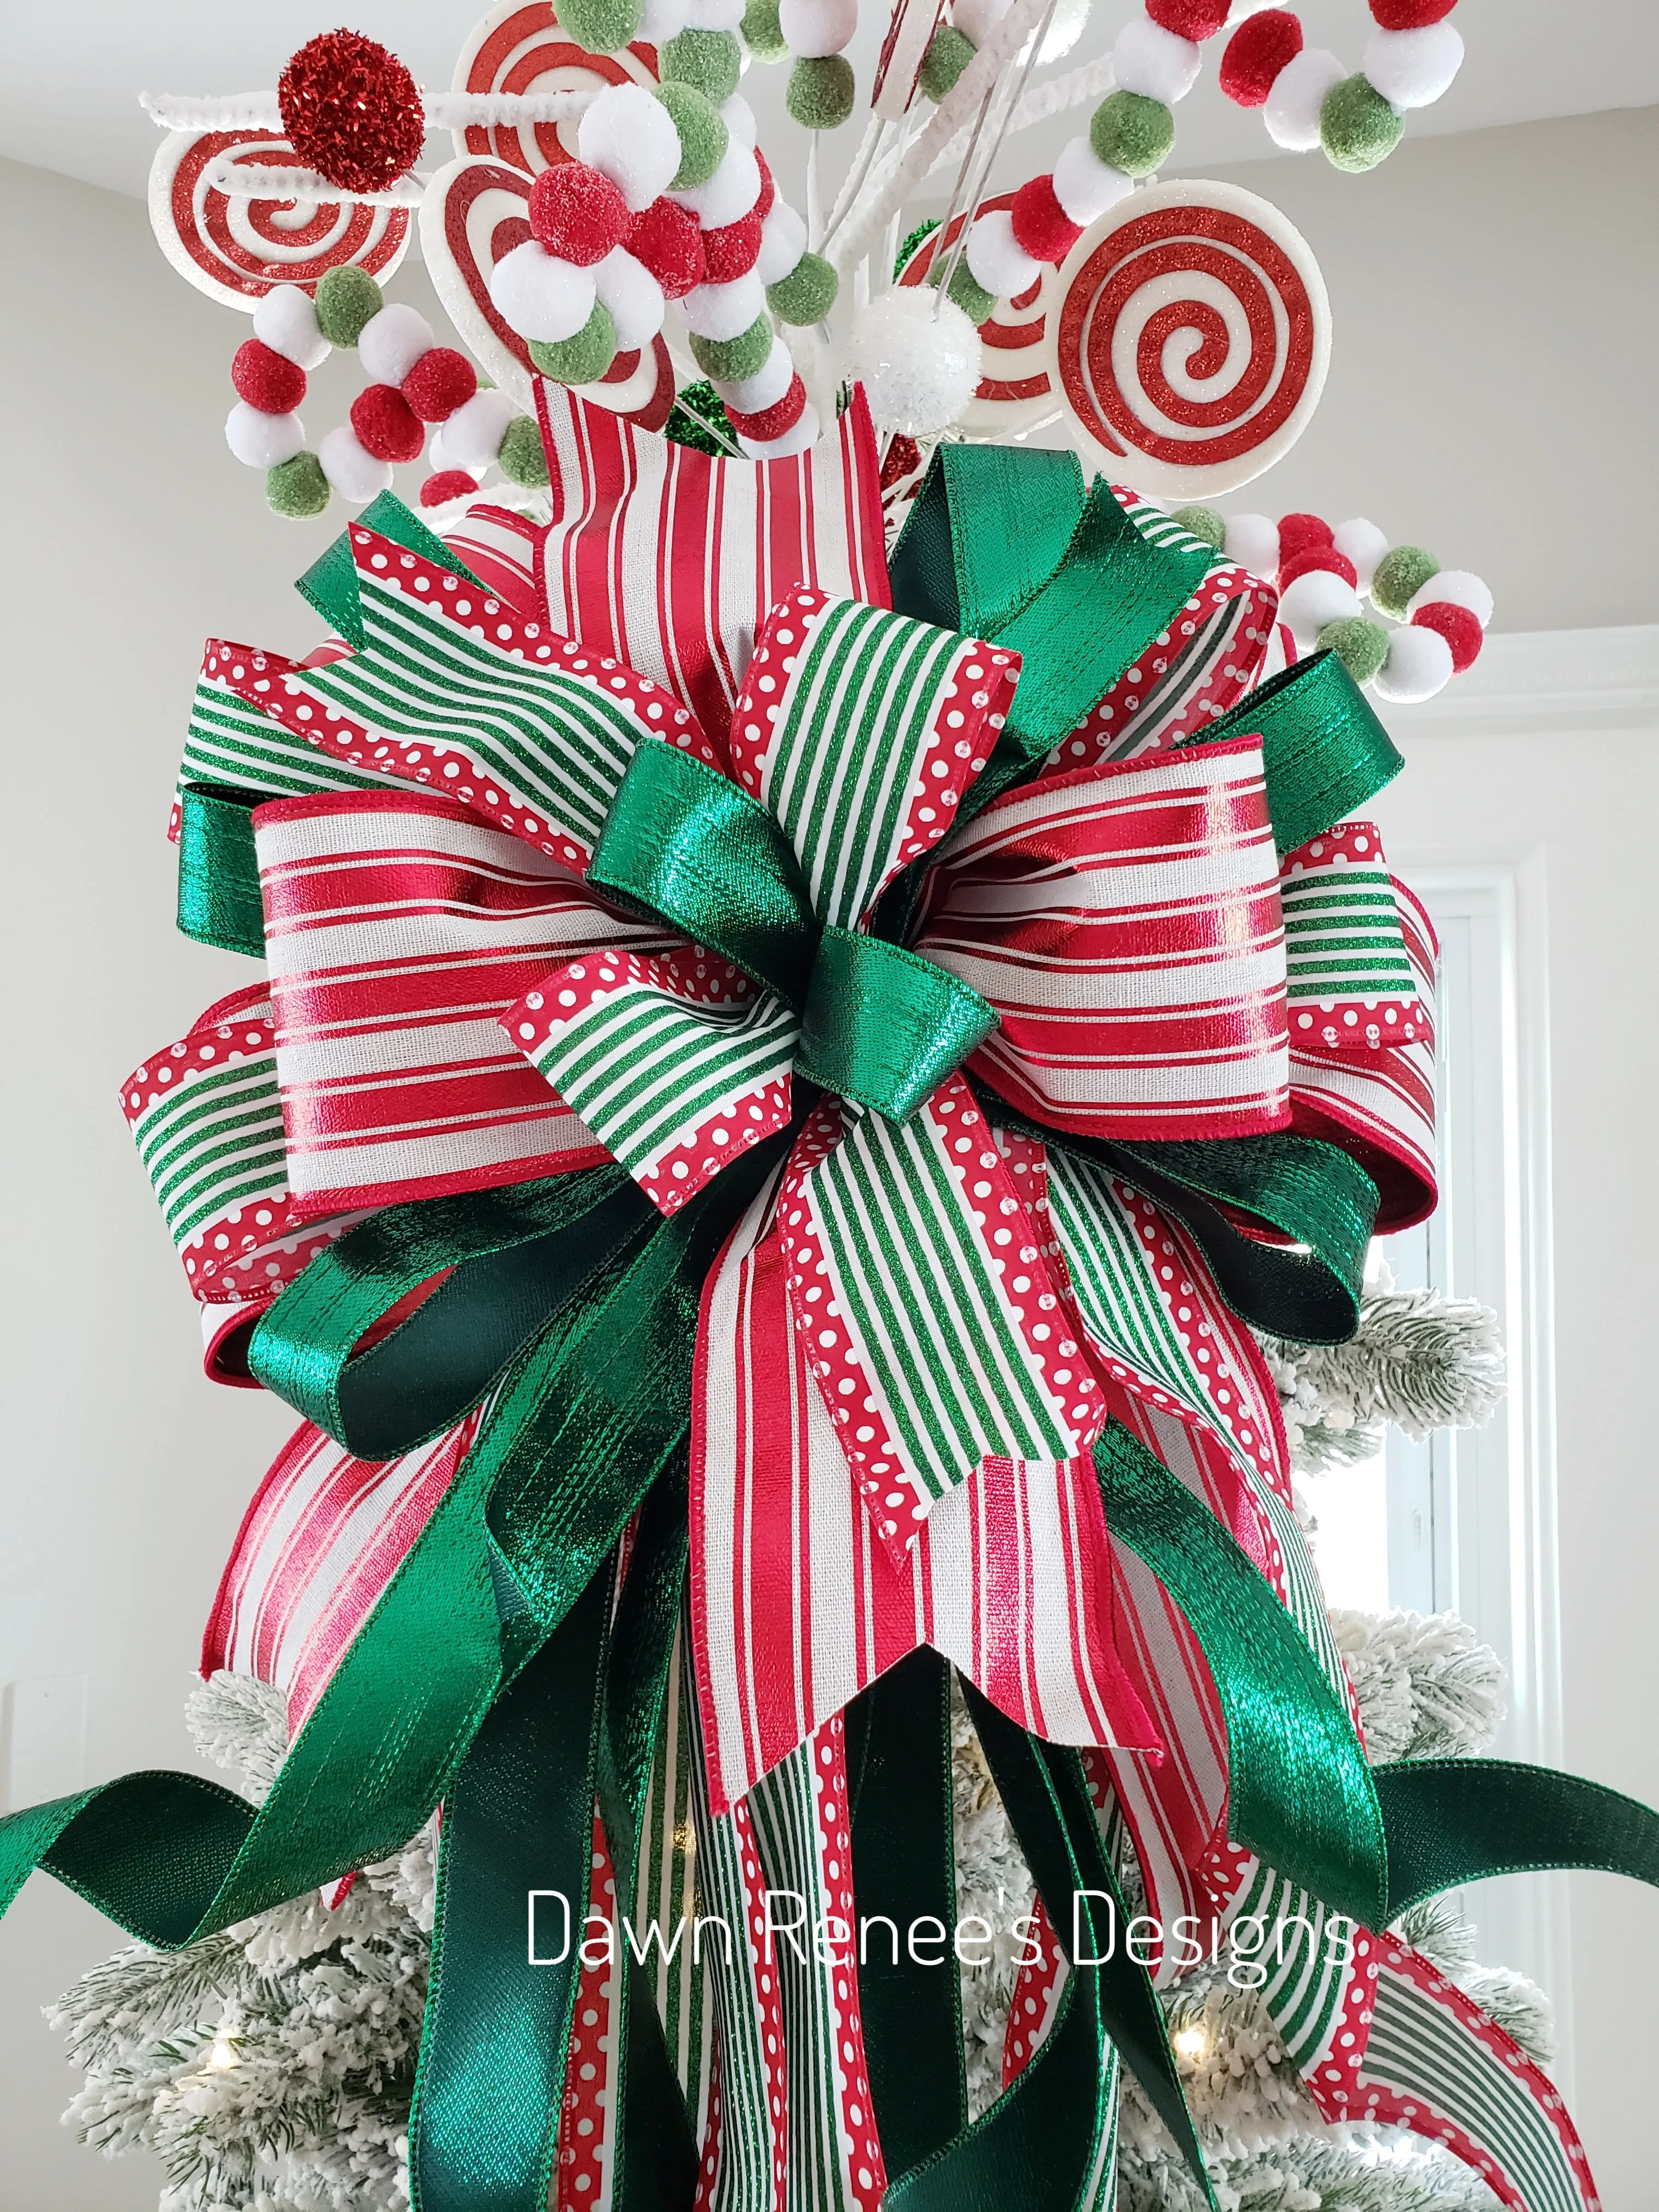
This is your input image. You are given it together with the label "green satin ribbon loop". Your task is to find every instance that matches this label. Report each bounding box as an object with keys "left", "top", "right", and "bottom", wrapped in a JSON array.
[
  {"left": 1094, "top": 1421, "right": 1389, "bottom": 1933},
  {"left": 177, "top": 783, "right": 266, "bottom": 957},
  {"left": 1188, "top": 649, "right": 1404, "bottom": 856},
  {"left": 249, "top": 1167, "right": 653, "bottom": 1458},
  {"left": 589, "top": 740, "right": 820, "bottom": 1006},
  {"left": 297, "top": 489, "right": 484, "bottom": 649},
  {"left": 799, "top": 929, "right": 998, "bottom": 1122},
  {"left": 1377, "top": 1758, "right": 1659, "bottom": 1922}
]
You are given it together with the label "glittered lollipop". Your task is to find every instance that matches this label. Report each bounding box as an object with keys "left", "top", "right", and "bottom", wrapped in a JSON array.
[{"left": 895, "top": 190, "right": 1062, "bottom": 438}]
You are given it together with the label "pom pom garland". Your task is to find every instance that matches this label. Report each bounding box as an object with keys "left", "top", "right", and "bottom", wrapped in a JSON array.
[
  {"left": 528, "top": 165, "right": 631, "bottom": 267},
  {"left": 318, "top": 423, "right": 394, "bottom": 504},
  {"left": 1089, "top": 88, "right": 1176, "bottom": 175},
  {"left": 1370, "top": 0, "right": 1458, "bottom": 25},
  {"left": 421, "top": 468, "right": 483, "bottom": 509},
  {"left": 1407, "top": 567, "right": 1494, "bottom": 627},
  {"left": 579, "top": 83, "right": 685, "bottom": 212},
  {"left": 1218, "top": 0, "right": 1464, "bottom": 164},
  {"left": 1221, "top": 9, "right": 1305, "bottom": 104},
  {"left": 559, "top": 0, "right": 647, "bottom": 52},
  {"left": 778, "top": 0, "right": 858, "bottom": 58},
  {"left": 1051, "top": 134, "right": 1134, "bottom": 224},
  {"left": 628, "top": 198, "right": 708, "bottom": 297},
  {"left": 662, "top": 28, "right": 744, "bottom": 99},
  {"left": 527, "top": 300, "right": 620, "bottom": 385},
  {"left": 231, "top": 338, "right": 306, "bottom": 415},
  {"left": 1279, "top": 566, "right": 1362, "bottom": 642},
  {"left": 440, "top": 387, "right": 521, "bottom": 472},
  {"left": 400, "top": 347, "right": 478, "bottom": 423},
  {"left": 740, "top": 0, "right": 791, "bottom": 62},
  {"left": 965, "top": 208, "right": 1041, "bottom": 300},
  {"left": 225, "top": 401, "right": 306, "bottom": 470},
  {"left": 727, "top": 372, "right": 808, "bottom": 442},
  {"left": 754, "top": 199, "right": 808, "bottom": 284},
  {"left": 701, "top": 208, "right": 765, "bottom": 284},
  {"left": 490, "top": 241, "right": 599, "bottom": 345},
  {"left": 1412, "top": 598, "right": 1483, "bottom": 671},
  {"left": 919, "top": 26, "right": 975, "bottom": 101},
  {"left": 277, "top": 30, "right": 424, "bottom": 197},
  {"left": 1321, "top": 72, "right": 1405, "bottom": 169},
  {"left": 1317, "top": 614, "right": 1392, "bottom": 684},
  {"left": 683, "top": 270, "right": 769, "bottom": 340},
  {"left": 719, "top": 335, "right": 796, "bottom": 414},
  {"left": 358, "top": 304, "right": 436, "bottom": 387},
  {"left": 496, "top": 416, "right": 552, "bottom": 487},
  {"left": 689, "top": 314, "right": 777, "bottom": 381},
  {"left": 1277, "top": 511, "right": 1334, "bottom": 565},
  {"left": 786, "top": 53, "right": 857, "bottom": 128},
  {"left": 766, "top": 249, "right": 839, "bottom": 324},
  {"left": 1009, "top": 174, "right": 1082, "bottom": 264},
  {"left": 671, "top": 140, "right": 763, "bottom": 226},
  {"left": 266, "top": 450, "right": 331, "bottom": 518},
  {"left": 1112, "top": 16, "right": 1204, "bottom": 105},
  {"left": 1265, "top": 47, "right": 1347, "bottom": 150},
  {"left": 1374, "top": 620, "right": 1454, "bottom": 703},
  {"left": 593, "top": 247, "right": 669, "bottom": 348},
  {"left": 1333, "top": 515, "right": 1390, "bottom": 592},
  {"left": 1169, "top": 504, "right": 1226, "bottom": 550},
  {"left": 350, "top": 383, "right": 426, "bottom": 464},
  {"left": 1363, "top": 21, "right": 1465, "bottom": 108},
  {"left": 1146, "top": 0, "right": 1230, "bottom": 37},
  {"left": 251, "top": 284, "right": 329, "bottom": 372},
  {"left": 656, "top": 81, "right": 730, "bottom": 189},
  {"left": 1371, "top": 542, "right": 1440, "bottom": 619},
  {"left": 1223, "top": 512, "right": 1280, "bottom": 578},
  {"left": 313, "top": 266, "right": 383, "bottom": 348},
  {"left": 1278, "top": 543, "right": 1358, "bottom": 590}
]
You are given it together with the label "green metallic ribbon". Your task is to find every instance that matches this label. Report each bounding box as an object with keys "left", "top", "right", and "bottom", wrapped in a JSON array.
[
  {"left": 298, "top": 490, "right": 485, "bottom": 649},
  {"left": 177, "top": 783, "right": 266, "bottom": 957}
]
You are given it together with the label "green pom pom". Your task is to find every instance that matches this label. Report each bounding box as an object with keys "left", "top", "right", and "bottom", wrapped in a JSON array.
[
  {"left": 918, "top": 25, "right": 975, "bottom": 102},
  {"left": 1321, "top": 74, "right": 1404, "bottom": 172},
  {"left": 662, "top": 29, "right": 742, "bottom": 101},
  {"left": 1088, "top": 90, "right": 1175, "bottom": 179},
  {"left": 1370, "top": 544, "right": 1439, "bottom": 620},
  {"left": 558, "top": 0, "right": 643, "bottom": 53},
  {"left": 741, "top": 0, "right": 789, "bottom": 62},
  {"left": 313, "top": 264, "right": 382, "bottom": 348},
  {"left": 655, "top": 80, "right": 728, "bottom": 189},
  {"left": 1171, "top": 505, "right": 1226, "bottom": 552},
  {"left": 497, "top": 416, "right": 550, "bottom": 488},
  {"left": 266, "top": 452, "right": 330, "bottom": 518},
  {"left": 689, "top": 315, "right": 775, "bottom": 383},
  {"left": 528, "top": 301, "right": 618, "bottom": 386},
  {"left": 930, "top": 256, "right": 993, "bottom": 326},
  {"left": 1317, "top": 616, "right": 1391, "bottom": 686},
  {"left": 787, "top": 54, "right": 856, "bottom": 130},
  {"left": 767, "top": 251, "right": 838, "bottom": 326}
]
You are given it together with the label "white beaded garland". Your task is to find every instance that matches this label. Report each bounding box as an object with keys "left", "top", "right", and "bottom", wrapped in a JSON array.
[
  {"left": 318, "top": 424, "right": 394, "bottom": 504},
  {"left": 1051, "top": 133, "right": 1133, "bottom": 225},
  {"left": 579, "top": 83, "right": 685, "bottom": 213},
  {"left": 1373, "top": 622, "right": 1454, "bottom": 704},
  {"left": 779, "top": 0, "right": 858, "bottom": 58},
  {"left": 1111, "top": 16, "right": 1203, "bottom": 105},
  {"left": 1362, "top": 22, "right": 1465, "bottom": 111},
  {"left": 1264, "top": 47, "right": 1346, "bottom": 151},
  {"left": 1333, "top": 516, "right": 1390, "bottom": 594},
  {"left": 225, "top": 400, "right": 307, "bottom": 469},
  {"left": 489, "top": 241, "right": 597, "bottom": 344},
  {"left": 251, "top": 283, "right": 329, "bottom": 371},
  {"left": 966, "top": 208, "right": 1042, "bottom": 301},
  {"left": 593, "top": 247, "right": 667, "bottom": 351},
  {"left": 358, "top": 303, "right": 436, "bottom": 386}
]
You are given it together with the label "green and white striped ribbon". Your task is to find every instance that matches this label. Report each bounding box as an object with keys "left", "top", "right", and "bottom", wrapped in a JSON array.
[
  {"left": 129, "top": 1036, "right": 288, "bottom": 1255},
  {"left": 635, "top": 1625, "right": 714, "bottom": 2139},
  {"left": 1280, "top": 855, "right": 1417, "bottom": 1006},
  {"left": 1227, "top": 1860, "right": 1356, "bottom": 2076},
  {"left": 180, "top": 668, "right": 397, "bottom": 816}
]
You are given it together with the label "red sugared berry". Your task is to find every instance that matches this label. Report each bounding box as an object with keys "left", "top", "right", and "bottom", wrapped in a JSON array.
[
  {"left": 278, "top": 30, "right": 424, "bottom": 196},
  {"left": 1277, "top": 512, "right": 1334, "bottom": 566},
  {"left": 1278, "top": 545, "right": 1357, "bottom": 591},
  {"left": 402, "top": 347, "right": 478, "bottom": 422},
  {"left": 421, "top": 469, "right": 480, "bottom": 507},
  {"left": 1147, "top": 0, "right": 1231, "bottom": 39},
  {"left": 351, "top": 383, "right": 425, "bottom": 462},
  {"left": 1011, "top": 173, "right": 1082, "bottom": 266},
  {"left": 1369, "top": 0, "right": 1458, "bottom": 26},
  {"left": 701, "top": 209, "right": 764, "bottom": 284},
  {"left": 627, "top": 198, "right": 706, "bottom": 300},
  {"left": 729, "top": 375, "right": 808, "bottom": 444},
  {"left": 528, "top": 162, "right": 630, "bottom": 267},
  {"left": 1220, "top": 8, "right": 1305, "bottom": 106},
  {"left": 1412, "top": 600, "right": 1483, "bottom": 671},
  {"left": 232, "top": 337, "right": 306, "bottom": 414}
]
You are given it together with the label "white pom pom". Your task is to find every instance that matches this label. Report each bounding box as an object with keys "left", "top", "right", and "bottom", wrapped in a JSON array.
[
  {"left": 1279, "top": 568, "right": 1361, "bottom": 644},
  {"left": 755, "top": 200, "right": 809, "bottom": 285},
  {"left": 844, "top": 287, "right": 980, "bottom": 438},
  {"left": 720, "top": 93, "right": 758, "bottom": 148},
  {"left": 1333, "top": 517, "right": 1390, "bottom": 595},
  {"left": 319, "top": 425, "right": 394, "bottom": 504},
  {"left": 682, "top": 272, "right": 768, "bottom": 340},
  {"left": 1362, "top": 23, "right": 1464, "bottom": 111},
  {"left": 1264, "top": 47, "right": 1346, "bottom": 151},
  {"left": 738, "top": 401, "right": 820, "bottom": 458},
  {"left": 718, "top": 336, "right": 797, "bottom": 414},
  {"left": 593, "top": 247, "right": 667, "bottom": 349},
  {"left": 579, "top": 83, "right": 684, "bottom": 212},
  {"left": 225, "top": 400, "right": 306, "bottom": 468},
  {"left": 489, "top": 241, "right": 597, "bottom": 343},
  {"left": 1373, "top": 623, "right": 1454, "bottom": 704},
  {"left": 638, "top": 0, "right": 692, "bottom": 34},
  {"left": 358, "top": 303, "right": 435, "bottom": 386},
  {"left": 684, "top": 0, "right": 744, "bottom": 25},
  {"left": 670, "top": 140, "right": 761, "bottom": 227},
  {"left": 966, "top": 209, "right": 1041, "bottom": 301},
  {"left": 441, "top": 387, "right": 521, "bottom": 472},
  {"left": 252, "top": 283, "right": 329, "bottom": 371},
  {"left": 954, "top": 0, "right": 1012, "bottom": 44},
  {"left": 1112, "top": 16, "right": 1202, "bottom": 105},
  {"left": 428, "top": 427, "right": 481, "bottom": 482},
  {"left": 1051, "top": 134, "right": 1133, "bottom": 226},
  {"left": 1406, "top": 568, "right": 1492, "bottom": 629},
  {"left": 1224, "top": 512, "right": 1280, "bottom": 580},
  {"left": 780, "top": 0, "right": 857, "bottom": 56}
]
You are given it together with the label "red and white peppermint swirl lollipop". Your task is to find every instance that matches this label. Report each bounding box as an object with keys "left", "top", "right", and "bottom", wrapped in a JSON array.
[
  {"left": 1045, "top": 179, "right": 1330, "bottom": 498},
  {"left": 896, "top": 192, "right": 1060, "bottom": 438},
  {"left": 148, "top": 129, "right": 411, "bottom": 311},
  {"left": 450, "top": 0, "right": 660, "bottom": 177}
]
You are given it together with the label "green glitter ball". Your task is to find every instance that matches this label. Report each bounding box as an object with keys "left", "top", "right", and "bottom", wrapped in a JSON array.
[
  {"left": 266, "top": 451, "right": 330, "bottom": 518},
  {"left": 496, "top": 416, "right": 550, "bottom": 488},
  {"left": 741, "top": 0, "right": 789, "bottom": 63},
  {"left": 1088, "top": 90, "right": 1175, "bottom": 179},
  {"left": 313, "top": 264, "right": 383, "bottom": 348},
  {"left": 1317, "top": 616, "right": 1392, "bottom": 686},
  {"left": 787, "top": 53, "right": 856, "bottom": 130},
  {"left": 1370, "top": 544, "right": 1440, "bottom": 620},
  {"left": 1321, "top": 74, "right": 1405, "bottom": 172},
  {"left": 655, "top": 80, "right": 729, "bottom": 189},
  {"left": 689, "top": 315, "right": 775, "bottom": 383},
  {"left": 918, "top": 25, "right": 975, "bottom": 103},
  {"left": 662, "top": 29, "right": 742, "bottom": 101},
  {"left": 930, "top": 256, "right": 992, "bottom": 326},
  {"left": 1171, "top": 505, "right": 1227, "bottom": 551},
  {"left": 527, "top": 301, "right": 618, "bottom": 386},
  {"left": 557, "top": 0, "right": 642, "bottom": 53},
  {"left": 768, "top": 251, "right": 838, "bottom": 326}
]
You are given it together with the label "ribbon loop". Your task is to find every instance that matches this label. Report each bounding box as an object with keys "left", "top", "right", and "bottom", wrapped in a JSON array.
[
  {"left": 1189, "top": 648, "right": 1403, "bottom": 856},
  {"left": 798, "top": 930, "right": 997, "bottom": 1124},
  {"left": 177, "top": 783, "right": 266, "bottom": 957}
]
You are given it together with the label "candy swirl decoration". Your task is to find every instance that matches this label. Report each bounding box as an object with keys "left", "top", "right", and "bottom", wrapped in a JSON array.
[
  {"left": 450, "top": 0, "right": 662, "bottom": 174},
  {"left": 895, "top": 194, "right": 1060, "bottom": 437},
  {"left": 1045, "top": 178, "right": 1330, "bottom": 499},
  {"left": 148, "top": 128, "right": 411, "bottom": 310}
]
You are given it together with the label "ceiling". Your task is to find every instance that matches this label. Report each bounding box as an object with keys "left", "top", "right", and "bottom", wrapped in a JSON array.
[{"left": 4, "top": 0, "right": 1656, "bottom": 210}]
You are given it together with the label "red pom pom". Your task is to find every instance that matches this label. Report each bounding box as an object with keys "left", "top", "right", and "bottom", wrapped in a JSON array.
[
  {"left": 1412, "top": 600, "right": 1482, "bottom": 672},
  {"left": 278, "top": 30, "right": 425, "bottom": 196},
  {"left": 1146, "top": 0, "right": 1231, "bottom": 38},
  {"left": 232, "top": 337, "right": 306, "bottom": 414},
  {"left": 626, "top": 199, "right": 706, "bottom": 300},
  {"left": 528, "top": 162, "right": 630, "bottom": 267},
  {"left": 402, "top": 347, "right": 478, "bottom": 422},
  {"left": 421, "top": 469, "right": 480, "bottom": 508},
  {"left": 351, "top": 383, "right": 425, "bottom": 463},
  {"left": 701, "top": 210, "right": 764, "bottom": 284},
  {"left": 1369, "top": 0, "right": 1457, "bottom": 26},
  {"left": 1220, "top": 9, "right": 1304, "bottom": 105},
  {"left": 753, "top": 150, "right": 776, "bottom": 223},
  {"left": 1011, "top": 173, "right": 1082, "bottom": 266},
  {"left": 1278, "top": 545, "right": 1357, "bottom": 591},
  {"left": 1276, "top": 512, "right": 1333, "bottom": 566},
  {"left": 729, "top": 375, "right": 808, "bottom": 445}
]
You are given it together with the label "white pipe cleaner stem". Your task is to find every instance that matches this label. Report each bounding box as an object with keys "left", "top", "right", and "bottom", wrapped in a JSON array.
[
  {"left": 424, "top": 89, "right": 595, "bottom": 128},
  {"left": 204, "top": 160, "right": 426, "bottom": 205},
  {"left": 140, "top": 91, "right": 284, "bottom": 130}
]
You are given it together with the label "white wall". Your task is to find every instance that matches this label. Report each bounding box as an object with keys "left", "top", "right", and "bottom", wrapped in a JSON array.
[{"left": 0, "top": 102, "right": 1655, "bottom": 2209}]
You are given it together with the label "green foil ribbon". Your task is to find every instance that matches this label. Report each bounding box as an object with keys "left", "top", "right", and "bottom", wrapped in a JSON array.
[
  {"left": 177, "top": 783, "right": 266, "bottom": 957},
  {"left": 298, "top": 489, "right": 484, "bottom": 648}
]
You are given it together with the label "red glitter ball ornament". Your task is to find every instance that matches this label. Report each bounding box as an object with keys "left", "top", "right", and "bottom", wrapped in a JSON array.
[
  {"left": 1276, "top": 511, "right": 1334, "bottom": 566},
  {"left": 1369, "top": 0, "right": 1458, "bottom": 26},
  {"left": 279, "top": 30, "right": 425, "bottom": 197},
  {"left": 402, "top": 347, "right": 478, "bottom": 422},
  {"left": 627, "top": 199, "right": 705, "bottom": 300},
  {"left": 1011, "top": 173, "right": 1081, "bottom": 265},
  {"left": 701, "top": 209, "right": 764, "bottom": 284},
  {"left": 529, "top": 163, "right": 630, "bottom": 266},
  {"left": 232, "top": 337, "right": 306, "bottom": 413},
  {"left": 1220, "top": 9, "right": 1304, "bottom": 105},
  {"left": 1146, "top": 0, "right": 1231, "bottom": 39},
  {"left": 730, "top": 375, "right": 807, "bottom": 444},
  {"left": 351, "top": 382, "right": 425, "bottom": 462},
  {"left": 421, "top": 469, "right": 481, "bottom": 507},
  {"left": 1412, "top": 600, "right": 1483, "bottom": 672},
  {"left": 1278, "top": 545, "right": 1357, "bottom": 591}
]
